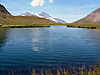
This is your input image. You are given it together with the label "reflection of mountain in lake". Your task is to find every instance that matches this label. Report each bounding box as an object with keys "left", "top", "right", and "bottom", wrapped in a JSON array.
[{"left": 0, "top": 28, "right": 7, "bottom": 47}]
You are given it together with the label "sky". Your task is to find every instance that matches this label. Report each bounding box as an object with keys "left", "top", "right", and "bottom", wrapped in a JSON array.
[{"left": 1, "top": 0, "right": 100, "bottom": 23}]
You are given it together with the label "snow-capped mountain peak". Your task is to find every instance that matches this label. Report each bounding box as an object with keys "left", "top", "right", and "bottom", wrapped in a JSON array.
[
  {"left": 39, "top": 12, "right": 51, "bottom": 18},
  {"left": 21, "top": 12, "right": 44, "bottom": 18},
  {"left": 20, "top": 12, "right": 66, "bottom": 23}
]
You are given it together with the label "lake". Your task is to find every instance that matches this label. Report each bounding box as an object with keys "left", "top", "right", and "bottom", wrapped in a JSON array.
[{"left": 0, "top": 25, "right": 100, "bottom": 75}]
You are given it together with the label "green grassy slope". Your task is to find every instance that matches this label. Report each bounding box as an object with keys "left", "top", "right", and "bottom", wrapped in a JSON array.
[{"left": 0, "top": 14, "right": 57, "bottom": 25}]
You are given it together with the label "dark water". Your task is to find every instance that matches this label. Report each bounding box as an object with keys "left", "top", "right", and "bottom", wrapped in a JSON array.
[{"left": 0, "top": 26, "right": 100, "bottom": 75}]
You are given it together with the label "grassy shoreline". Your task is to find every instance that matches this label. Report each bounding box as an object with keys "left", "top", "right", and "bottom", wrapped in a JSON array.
[
  {"left": 0, "top": 24, "right": 50, "bottom": 28},
  {"left": 0, "top": 23, "right": 100, "bottom": 29},
  {"left": 65, "top": 23, "right": 100, "bottom": 29}
]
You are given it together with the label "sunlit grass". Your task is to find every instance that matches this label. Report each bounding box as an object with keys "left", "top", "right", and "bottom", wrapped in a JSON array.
[
  {"left": 7, "top": 62, "right": 100, "bottom": 75},
  {"left": 0, "top": 14, "right": 58, "bottom": 26}
]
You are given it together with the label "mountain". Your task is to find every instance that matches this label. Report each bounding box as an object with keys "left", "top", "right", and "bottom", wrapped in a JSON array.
[
  {"left": 54, "top": 18, "right": 67, "bottom": 24},
  {"left": 73, "top": 8, "right": 100, "bottom": 24},
  {"left": 0, "top": 4, "right": 11, "bottom": 16},
  {"left": 39, "top": 12, "right": 51, "bottom": 18},
  {"left": 39, "top": 12, "right": 58, "bottom": 23},
  {"left": 21, "top": 12, "right": 43, "bottom": 17},
  {"left": 0, "top": 4, "right": 57, "bottom": 25},
  {"left": 21, "top": 12, "right": 66, "bottom": 23}
]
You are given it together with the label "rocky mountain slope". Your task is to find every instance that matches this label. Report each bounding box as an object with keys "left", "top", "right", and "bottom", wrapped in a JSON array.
[
  {"left": 73, "top": 8, "right": 100, "bottom": 24},
  {"left": 0, "top": 4, "right": 11, "bottom": 16}
]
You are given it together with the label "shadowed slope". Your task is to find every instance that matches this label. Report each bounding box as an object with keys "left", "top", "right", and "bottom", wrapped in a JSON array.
[{"left": 0, "top": 4, "right": 11, "bottom": 16}]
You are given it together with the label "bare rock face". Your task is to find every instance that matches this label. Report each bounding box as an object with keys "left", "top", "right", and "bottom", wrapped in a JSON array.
[
  {"left": 0, "top": 4, "right": 11, "bottom": 16},
  {"left": 73, "top": 8, "right": 100, "bottom": 24}
]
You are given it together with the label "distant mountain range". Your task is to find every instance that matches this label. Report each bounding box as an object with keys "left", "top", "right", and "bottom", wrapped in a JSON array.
[
  {"left": 1, "top": 3, "right": 100, "bottom": 25},
  {"left": 73, "top": 8, "right": 100, "bottom": 24},
  {"left": 21, "top": 12, "right": 66, "bottom": 24},
  {"left": 0, "top": 4, "right": 57, "bottom": 25}
]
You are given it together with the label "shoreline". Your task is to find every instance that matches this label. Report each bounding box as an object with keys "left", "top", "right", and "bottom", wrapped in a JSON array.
[
  {"left": 0, "top": 25, "right": 50, "bottom": 28},
  {"left": 65, "top": 23, "right": 100, "bottom": 29},
  {"left": 0, "top": 24, "right": 100, "bottom": 29}
]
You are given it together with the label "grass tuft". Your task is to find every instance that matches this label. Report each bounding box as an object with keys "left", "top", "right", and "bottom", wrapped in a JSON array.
[{"left": 30, "top": 62, "right": 100, "bottom": 75}]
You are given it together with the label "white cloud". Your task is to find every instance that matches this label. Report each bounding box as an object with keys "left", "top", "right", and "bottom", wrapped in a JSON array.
[
  {"left": 49, "top": 0, "right": 53, "bottom": 3},
  {"left": 31, "top": 0, "right": 45, "bottom": 7},
  {"left": 31, "top": 0, "right": 53, "bottom": 7},
  {"left": 40, "top": 0, "right": 45, "bottom": 6}
]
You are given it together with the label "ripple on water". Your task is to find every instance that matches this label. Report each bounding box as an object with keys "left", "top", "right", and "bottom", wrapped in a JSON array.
[{"left": 0, "top": 26, "right": 100, "bottom": 74}]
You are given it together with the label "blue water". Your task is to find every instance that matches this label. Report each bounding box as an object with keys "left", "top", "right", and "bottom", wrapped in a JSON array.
[{"left": 0, "top": 26, "right": 100, "bottom": 75}]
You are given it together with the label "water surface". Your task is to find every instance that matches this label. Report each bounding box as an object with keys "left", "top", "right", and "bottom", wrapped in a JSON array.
[{"left": 0, "top": 26, "right": 100, "bottom": 75}]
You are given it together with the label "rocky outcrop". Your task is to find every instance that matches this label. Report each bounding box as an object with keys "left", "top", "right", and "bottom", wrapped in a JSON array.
[{"left": 0, "top": 4, "right": 11, "bottom": 16}]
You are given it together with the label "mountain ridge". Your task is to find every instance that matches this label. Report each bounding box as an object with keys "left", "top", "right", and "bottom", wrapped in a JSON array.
[
  {"left": 0, "top": 4, "right": 11, "bottom": 16},
  {"left": 21, "top": 12, "right": 66, "bottom": 24},
  {"left": 73, "top": 8, "right": 100, "bottom": 24}
]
